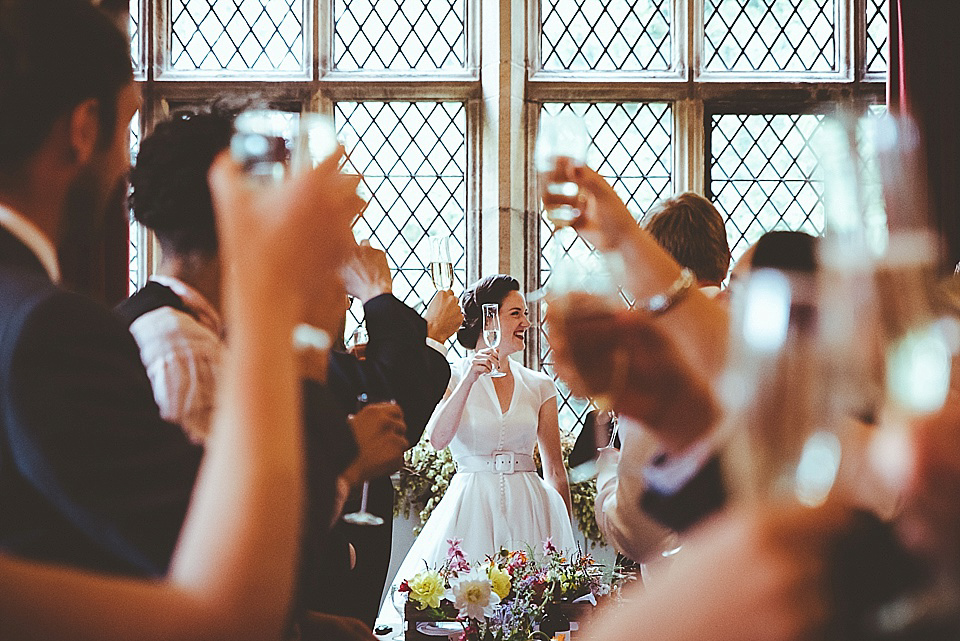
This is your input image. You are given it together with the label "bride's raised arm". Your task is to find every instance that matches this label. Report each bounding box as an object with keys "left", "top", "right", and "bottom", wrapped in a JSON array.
[{"left": 427, "top": 348, "right": 499, "bottom": 449}]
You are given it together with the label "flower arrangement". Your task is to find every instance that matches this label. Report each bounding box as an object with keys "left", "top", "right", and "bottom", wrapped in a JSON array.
[
  {"left": 394, "top": 433, "right": 605, "bottom": 546},
  {"left": 399, "top": 538, "right": 614, "bottom": 641}
]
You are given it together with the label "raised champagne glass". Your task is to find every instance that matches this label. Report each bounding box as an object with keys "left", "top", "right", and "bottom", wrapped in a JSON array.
[
  {"left": 428, "top": 233, "right": 454, "bottom": 291},
  {"left": 535, "top": 111, "right": 591, "bottom": 228},
  {"left": 482, "top": 303, "right": 506, "bottom": 378},
  {"left": 342, "top": 392, "right": 385, "bottom": 527}
]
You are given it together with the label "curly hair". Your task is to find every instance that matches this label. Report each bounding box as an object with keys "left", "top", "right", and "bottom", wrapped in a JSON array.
[
  {"left": 457, "top": 274, "right": 520, "bottom": 349},
  {"left": 130, "top": 108, "right": 235, "bottom": 257}
]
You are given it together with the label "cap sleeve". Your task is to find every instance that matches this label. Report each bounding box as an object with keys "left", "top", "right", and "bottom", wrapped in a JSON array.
[{"left": 537, "top": 370, "right": 558, "bottom": 407}]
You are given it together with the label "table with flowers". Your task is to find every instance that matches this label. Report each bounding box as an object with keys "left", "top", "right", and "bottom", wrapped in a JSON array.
[{"left": 394, "top": 538, "right": 622, "bottom": 641}]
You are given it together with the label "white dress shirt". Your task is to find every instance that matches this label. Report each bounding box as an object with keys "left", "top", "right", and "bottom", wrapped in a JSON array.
[{"left": 127, "top": 276, "right": 223, "bottom": 443}]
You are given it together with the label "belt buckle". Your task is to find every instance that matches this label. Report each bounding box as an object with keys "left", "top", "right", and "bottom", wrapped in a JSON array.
[{"left": 493, "top": 451, "right": 515, "bottom": 473}]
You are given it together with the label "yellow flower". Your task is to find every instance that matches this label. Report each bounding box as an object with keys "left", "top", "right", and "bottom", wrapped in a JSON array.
[
  {"left": 409, "top": 570, "right": 446, "bottom": 609},
  {"left": 488, "top": 565, "right": 511, "bottom": 599}
]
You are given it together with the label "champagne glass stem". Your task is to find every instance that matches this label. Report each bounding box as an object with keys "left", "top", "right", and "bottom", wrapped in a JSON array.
[{"left": 359, "top": 481, "right": 370, "bottom": 513}]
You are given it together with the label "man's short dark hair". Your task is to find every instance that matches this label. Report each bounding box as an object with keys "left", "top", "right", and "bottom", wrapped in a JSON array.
[
  {"left": 130, "top": 110, "right": 235, "bottom": 256},
  {"left": 751, "top": 230, "right": 817, "bottom": 273},
  {"left": 0, "top": 0, "right": 133, "bottom": 174},
  {"left": 643, "top": 192, "right": 732, "bottom": 285}
]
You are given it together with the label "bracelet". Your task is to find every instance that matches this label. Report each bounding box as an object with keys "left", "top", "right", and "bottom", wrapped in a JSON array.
[{"left": 638, "top": 268, "right": 695, "bottom": 317}]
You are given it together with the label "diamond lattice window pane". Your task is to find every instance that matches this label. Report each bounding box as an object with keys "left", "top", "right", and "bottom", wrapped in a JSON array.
[
  {"left": 129, "top": 0, "right": 140, "bottom": 71},
  {"left": 334, "top": 0, "right": 466, "bottom": 70},
  {"left": 336, "top": 102, "right": 467, "bottom": 355},
  {"left": 711, "top": 113, "right": 826, "bottom": 263},
  {"left": 170, "top": 0, "right": 305, "bottom": 72},
  {"left": 129, "top": 111, "right": 143, "bottom": 295},
  {"left": 537, "top": 102, "right": 672, "bottom": 430},
  {"left": 541, "top": 0, "right": 671, "bottom": 71},
  {"left": 866, "top": 0, "right": 888, "bottom": 74},
  {"left": 704, "top": 0, "right": 838, "bottom": 73}
]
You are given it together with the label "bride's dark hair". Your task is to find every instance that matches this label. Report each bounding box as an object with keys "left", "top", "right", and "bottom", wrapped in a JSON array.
[{"left": 457, "top": 274, "right": 521, "bottom": 349}]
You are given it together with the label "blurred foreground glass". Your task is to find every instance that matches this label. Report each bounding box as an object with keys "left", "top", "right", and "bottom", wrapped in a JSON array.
[
  {"left": 231, "top": 109, "right": 337, "bottom": 181},
  {"left": 720, "top": 268, "right": 842, "bottom": 507},
  {"left": 536, "top": 112, "right": 591, "bottom": 227}
]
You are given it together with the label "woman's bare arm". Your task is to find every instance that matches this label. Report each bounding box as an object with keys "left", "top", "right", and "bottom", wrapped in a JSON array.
[{"left": 537, "top": 396, "right": 573, "bottom": 519}]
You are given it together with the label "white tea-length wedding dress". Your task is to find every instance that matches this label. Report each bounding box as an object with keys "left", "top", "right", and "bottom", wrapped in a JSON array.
[{"left": 392, "top": 356, "right": 576, "bottom": 584}]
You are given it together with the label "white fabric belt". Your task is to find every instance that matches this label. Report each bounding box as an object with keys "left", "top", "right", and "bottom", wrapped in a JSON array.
[{"left": 456, "top": 452, "right": 536, "bottom": 474}]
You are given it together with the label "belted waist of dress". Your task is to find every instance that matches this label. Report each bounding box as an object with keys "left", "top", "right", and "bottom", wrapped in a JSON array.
[{"left": 456, "top": 452, "right": 536, "bottom": 474}]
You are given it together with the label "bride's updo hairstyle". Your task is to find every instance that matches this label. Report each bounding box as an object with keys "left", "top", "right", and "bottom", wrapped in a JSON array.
[{"left": 457, "top": 274, "right": 521, "bottom": 349}]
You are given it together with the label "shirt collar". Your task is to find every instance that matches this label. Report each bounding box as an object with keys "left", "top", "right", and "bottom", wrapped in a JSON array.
[
  {"left": 0, "top": 203, "right": 61, "bottom": 283},
  {"left": 150, "top": 274, "right": 223, "bottom": 337},
  {"left": 698, "top": 284, "right": 721, "bottom": 299}
]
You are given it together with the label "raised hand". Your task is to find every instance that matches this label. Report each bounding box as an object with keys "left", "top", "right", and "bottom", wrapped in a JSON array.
[
  {"left": 341, "top": 239, "right": 393, "bottom": 304},
  {"left": 465, "top": 347, "right": 499, "bottom": 382},
  {"left": 424, "top": 289, "right": 464, "bottom": 344},
  {"left": 342, "top": 403, "right": 409, "bottom": 485}
]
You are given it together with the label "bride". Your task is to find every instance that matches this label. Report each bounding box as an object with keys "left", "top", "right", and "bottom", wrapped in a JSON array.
[{"left": 392, "top": 274, "right": 575, "bottom": 583}]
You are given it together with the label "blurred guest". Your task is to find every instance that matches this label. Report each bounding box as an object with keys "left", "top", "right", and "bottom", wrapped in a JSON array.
[
  {"left": 0, "top": 2, "right": 362, "bottom": 637},
  {"left": 592, "top": 191, "right": 733, "bottom": 562},
  {"left": 643, "top": 191, "right": 731, "bottom": 296}
]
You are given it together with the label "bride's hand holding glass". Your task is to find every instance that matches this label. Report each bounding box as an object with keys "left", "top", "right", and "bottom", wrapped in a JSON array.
[{"left": 465, "top": 347, "right": 500, "bottom": 381}]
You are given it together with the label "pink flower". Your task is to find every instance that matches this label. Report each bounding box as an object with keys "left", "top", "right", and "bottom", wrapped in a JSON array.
[
  {"left": 446, "top": 538, "right": 470, "bottom": 573},
  {"left": 543, "top": 537, "right": 559, "bottom": 556}
]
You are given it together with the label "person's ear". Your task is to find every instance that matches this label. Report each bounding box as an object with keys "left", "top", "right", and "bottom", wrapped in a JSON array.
[{"left": 66, "top": 98, "right": 100, "bottom": 166}]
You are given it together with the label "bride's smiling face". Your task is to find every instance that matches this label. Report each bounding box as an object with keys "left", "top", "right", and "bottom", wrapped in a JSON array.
[{"left": 496, "top": 290, "right": 531, "bottom": 357}]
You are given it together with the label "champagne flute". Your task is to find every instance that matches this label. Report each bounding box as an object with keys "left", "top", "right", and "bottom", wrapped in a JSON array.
[
  {"left": 342, "top": 393, "right": 385, "bottom": 527},
  {"left": 349, "top": 325, "right": 368, "bottom": 361},
  {"left": 231, "top": 110, "right": 338, "bottom": 182},
  {"left": 429, "top": 233, "right": 454, "bottom": 291},
  {"left": 568, "top": 410, "right": 619, "bottom": 483},
  {"left": 389, "top": 583, "right": 408, "bottom": 640},
  {"left": 535, "top": 111, "right": 591, "bottom": 228},
  {"left": 482, "top": 303, "right": 506, "bottom": 378},
  {"left": 231, "top": 109, "right": 294, "bottom": 182}
]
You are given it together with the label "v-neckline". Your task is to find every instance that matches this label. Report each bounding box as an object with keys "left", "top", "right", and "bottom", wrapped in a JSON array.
[{"left": 487, "top": 359, "right": 515, "bottom": 416}]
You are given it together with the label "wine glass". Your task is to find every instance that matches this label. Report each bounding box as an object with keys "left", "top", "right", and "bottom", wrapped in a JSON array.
[
  {"left": 388, "top": 583, "right": 408, "bottom": 640},
  {"left": 482, "top": 303, "right": 506, "bottom": 378},
  {"left": 568, "top": 410, "right": 619, "bottom": 483},
  {"left": 428, "top": 233, "right": 454, "bottom": 291},
  {"left": 349, "top": 325, "right": 368, "bottom": 361},
  {"left": 535, "top": 111, "right": 591, "bottom": 228},
  {"left": 342, "top": 393, "right": 385, "bottom": 527}
]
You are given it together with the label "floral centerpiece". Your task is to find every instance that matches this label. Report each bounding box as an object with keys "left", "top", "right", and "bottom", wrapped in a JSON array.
[
  {"left": 398, "top": 538, "right": 618, "bottom": 641},
  {"left": 394, "top": 433, "right": 605, "bottom": 546}
]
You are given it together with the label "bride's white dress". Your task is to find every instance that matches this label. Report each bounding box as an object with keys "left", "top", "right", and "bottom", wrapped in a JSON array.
[{"left": 392, "top": 356, "right": 576, "bottom": 585}]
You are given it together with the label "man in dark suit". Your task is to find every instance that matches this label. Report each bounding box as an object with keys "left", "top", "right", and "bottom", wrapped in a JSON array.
[
  {"left": 334, "top": 241, "right": 460, "bottom": 627},
  {"left": 0, "top": 9, "right": 364, "bottom": 640},
  {"left": 0, "top": 0, "right": 205, "bottom": 577}
]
